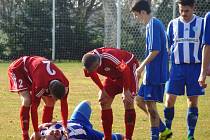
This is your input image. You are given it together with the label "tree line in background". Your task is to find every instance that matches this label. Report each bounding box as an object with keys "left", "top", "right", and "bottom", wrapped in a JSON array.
[
  {"left": 0, "top": 0, "right": 103, "bottom": 60},
  {"left": 0, "top": 0, "right": 209, "bottom": 60}
]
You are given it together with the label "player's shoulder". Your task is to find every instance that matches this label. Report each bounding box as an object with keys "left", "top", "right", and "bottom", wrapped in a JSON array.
[
  {"left": 194, "top": 15, "right": 204, "bottom": 21},
  {"left": 205, "top": 12, "right": 210, "bottom": 20},
  {"left": 150, "top": 17, "right": 166, "bottom": 32},
  {"left": 168, "top": 17, "right": 179, "bottom": 26}
]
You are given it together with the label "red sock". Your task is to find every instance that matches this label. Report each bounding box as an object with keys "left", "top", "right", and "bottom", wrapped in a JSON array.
[
  {"left": 42, "top": 106, "right": 54, "bottom": 123},
  {"left": 20, "top": 106, "right": 30, "bottom": 140},
  {"left": 101, "top": 109, "right": 113, "bottom": 140},
  {"left": 125, "top": 109, "right": 136, "bottom": 140}
]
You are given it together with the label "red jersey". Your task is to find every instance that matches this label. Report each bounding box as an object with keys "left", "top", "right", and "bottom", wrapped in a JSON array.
[
  {"left": 84, "top": 47, "right": 137, "bottom": 91},
  {"left": 14, "top": 56, "right": 69, "bottom": 132}
]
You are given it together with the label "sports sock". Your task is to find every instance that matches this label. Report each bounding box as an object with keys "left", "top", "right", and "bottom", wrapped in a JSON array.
[
  {"left": 159, "top": 119, "right": 166, "bottom": 132},
  {"left": 20, "top": 106, "right": 30, "bottom": 140},
  {"left": 101, "top": 109, "right": 113, "bottom": 140},
  {"left": 187, "top": 107, "right": 198, "bottom": 137},
  {"left": 125, "top": 109, "right": 136, "bottom": 140},
  {"left": 151, "top": 127, "right": 159, "bottom": 140},
  {"left": 164, "top": 107, "right": 174, "bottom": 129}
]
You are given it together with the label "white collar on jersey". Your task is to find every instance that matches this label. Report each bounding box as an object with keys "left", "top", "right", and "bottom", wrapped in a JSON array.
[{"left": 179, "top": 14, "right": 196, "bottom": 24}]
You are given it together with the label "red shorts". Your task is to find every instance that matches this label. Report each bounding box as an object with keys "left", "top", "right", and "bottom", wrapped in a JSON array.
[
  {"left": 8, "top": 58, "right": 32, "bottom": 92},
  {"left": 103, "top": 60, "right": 139, "bottom": 98}
]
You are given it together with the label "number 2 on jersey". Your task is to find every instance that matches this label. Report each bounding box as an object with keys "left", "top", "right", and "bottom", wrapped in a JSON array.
[{"left": 42, "top": 60, "right": 56, "bottom": 75}]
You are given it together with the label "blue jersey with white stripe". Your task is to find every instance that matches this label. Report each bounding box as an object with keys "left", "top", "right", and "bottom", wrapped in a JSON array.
[
  {"left": 203, "top": 12, "right": 210, "bottom": 46},
  {"left": 167, "top": 15, "right": 204, "bottom": 64},
  {"left": 143, "top": 17, "right": 169, "bottom": 85},
  {"left": 41, "top": 121, "right": 88, "bottom": 139},
  {"left": 40, "top": 121, "right": 122, "bottom": 140}
]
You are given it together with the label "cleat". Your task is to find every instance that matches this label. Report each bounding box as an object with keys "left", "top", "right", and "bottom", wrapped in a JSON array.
[
  {"left": 159, "top": 128, "right": 173, "bottom": 140},
  {"left": 188, "top": 136, "right": 195, "bottom": 140}
]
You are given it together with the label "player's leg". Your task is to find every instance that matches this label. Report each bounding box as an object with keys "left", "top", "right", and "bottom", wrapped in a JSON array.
[
  {"left": 164, "top": 64, "right": 185, "bottom": 130},
  {"left": 100, "top": 78, "right": 119, "bottom": 140},
  {"left": 145, "top": 101, "right": 160, "bottom": 140},
  {"left": 99, "top": 89, "right": 114, "bottom": 140},
  {"left": 19, "top": 90, "right": 31, "bottom": 140},
  {"left": 186, "top": 96, "right": 198, "bottom": 140},
  {"left": 123, "top": 95, "right": 136, "bottom": 140},
  {"left": 86, "top": 126, "right": 124, "bottom": 140},
  {"left": 186, "top": 64, "right": 205, "bottom": 140},
  {"left": 70, "top": 100, "right": 92, "bottom": 128},
  {"left": 8, "top": 62, "right": 31, "bottom": 140},
  {"left": 135, "top": 95, "right": 148, "bottom": 114},
  {"left": 41, "top": 96, "right": 56, "bottom": 123},
  {"left": 164, "top": 94, "right": 177, "bottom": 130}
]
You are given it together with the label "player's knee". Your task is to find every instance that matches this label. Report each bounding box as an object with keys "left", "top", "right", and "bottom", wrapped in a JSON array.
[
  {"left": 165, "top": 95, "right": 176, "bottom": 107},
  {"left": 123, "top": 101, "right": 134, "bottom": 109},
  {"left": 147, "top": 108, "right": 158, "bottom": 120},
  {"left": 22, "top": 97, "right": 31, "bottom": 106},
  {"left": 187, "top": 97, "right": 198, "bottom": 108},
  {"left": 99, "top": 101, "right": 111, "bottom": 109}
]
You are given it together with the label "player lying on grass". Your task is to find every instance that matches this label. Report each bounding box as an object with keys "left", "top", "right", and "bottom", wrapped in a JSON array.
[
  {"left": 8, "top": 56, "right": 69, "bottom": 140},
  {"left": 82, "top": 47, "right": 139, "bottom": 140},
  {"left": 30, "top": 101, "right": 124, "bottom": 140}
]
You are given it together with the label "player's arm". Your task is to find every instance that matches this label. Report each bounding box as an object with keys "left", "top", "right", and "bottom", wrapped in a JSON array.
[
  {"left": 136, "top": 22, "right": 162, "bottom": 78},
  {"left": 199, "top": 14, "right": 210, "bottom": 88},
  {"left": 117, "top": 61, "right": 131, "bottom": 91},
  {"left": 201, "top": 45, "right": 210, "bottom": 75},
  {"left": 167, "top": 21, "right": 173, "bottom": 51},
  {"left": 60, "top": 89, "right": 68, "bottom": 129},
  {"left": 31, "top": 94, "right": 41, "bottom": 132},
  {"left": 84, "top": 69, "right": 104, "bottom": 90}
]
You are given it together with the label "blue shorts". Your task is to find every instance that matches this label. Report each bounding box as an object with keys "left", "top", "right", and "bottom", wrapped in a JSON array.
[
  {"left": 138, "top": 83, "right": 165, "bottom": 103},
  {"left": 165, "top": 64, "right": 205, "bottom": 96}
]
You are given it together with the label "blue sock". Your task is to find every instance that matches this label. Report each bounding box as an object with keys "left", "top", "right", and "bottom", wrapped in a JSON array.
[
  {"left": 187, "top": 107, "right": 198, "bottom": 137},
  {"left": 159, "top": 119, "right": 166, "bottom": 132},
  {"left": 164, "top": 107, "right": 174, "bottom": 129},
  {"left": 151, "top": 127, "right": 159, "bottom": 140}
]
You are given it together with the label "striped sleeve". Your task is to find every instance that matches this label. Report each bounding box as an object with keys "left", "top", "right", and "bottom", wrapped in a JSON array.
[{"left": 148, "top": 20, "right": 161, "bottom": 51}]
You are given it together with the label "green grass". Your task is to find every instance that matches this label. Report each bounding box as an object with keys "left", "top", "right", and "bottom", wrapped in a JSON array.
[{"left": 0, "top": 62, "right": 210, "bottom": 140}]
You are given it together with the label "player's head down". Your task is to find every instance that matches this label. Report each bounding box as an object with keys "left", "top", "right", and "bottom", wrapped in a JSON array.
[
  {"left": 131, "top": 0, "right": 151, "bottom": 24},
  {"left": 177, "top": 0, "right": 195, "bottom": 21},
  {"left": 49, "top": 80, "right": 66, "bottom": 100},
  {"left": 82, "top": 53, "right": 100, "bottom": 72}
]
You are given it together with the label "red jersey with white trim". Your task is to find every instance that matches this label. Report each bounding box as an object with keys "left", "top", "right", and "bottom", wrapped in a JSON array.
[
  {"left": 22, "top": 56, "right": 69, "bottom": 132},
  {"left": 84, "top": 47, "right": 137, "bottom": 90}
]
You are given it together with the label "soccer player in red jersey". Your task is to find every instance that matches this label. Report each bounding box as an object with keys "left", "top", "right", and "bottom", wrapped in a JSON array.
[
  {"left": 8, "top": 56, "right": 69, "bottom": 140},
  {"left": 82, "top": 47, "right": 139, "bottom": 140}
]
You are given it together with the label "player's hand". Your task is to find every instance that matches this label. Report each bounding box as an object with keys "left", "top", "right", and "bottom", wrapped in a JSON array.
[
  {"left": 62, "top": 127, "right": 69, "bottom": 139},
  {"left": 136, "top": 66, "right": 144, "bottom": 80},
  {"left": 98, "top": 89, "right": 110, "bottom": 103},
  {"left": 34, "top": 132, "right": 41, "bottom": 140},
  {"left": 122, "top": 89, "right": 134, "bottom": 104},
  {"left": 198, "top": 73, "right": 207, "bottom": 88}
]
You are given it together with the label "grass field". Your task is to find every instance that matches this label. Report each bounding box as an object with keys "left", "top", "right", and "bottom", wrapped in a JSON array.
[{"left": 0, "top": 62, "right": 210, "bottom": 140}]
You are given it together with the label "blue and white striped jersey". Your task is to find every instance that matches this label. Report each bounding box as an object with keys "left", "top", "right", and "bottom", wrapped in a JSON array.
[
  {"left": 203, "top": 12, "right": 210, "bottom": 46},
  {"left": 41, "top": 121, "right": 88, "bottom": 140},
  {"left": 167, "top": 15, "right": 204, "bottom": 64},
  {"left": 143, "top": 17, "right": 169, "bottom": 85}
]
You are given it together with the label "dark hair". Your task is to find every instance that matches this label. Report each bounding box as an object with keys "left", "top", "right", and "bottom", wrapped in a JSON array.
[
  {"left": 49, "top": 80, "right": 65, "bottom": 99},
  {"left": 131, "top": 0, "right": 151, "bottom": 14},
  {"left": 82, "top": 53, "right": 99, "bottom": 70},
  {"left": 177, "top": 0, "right": 195, "bottom": 7}
]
